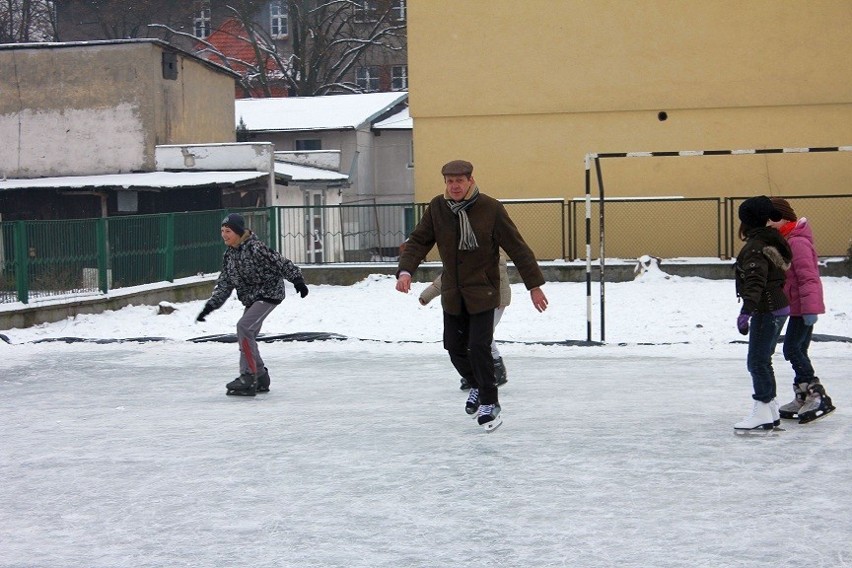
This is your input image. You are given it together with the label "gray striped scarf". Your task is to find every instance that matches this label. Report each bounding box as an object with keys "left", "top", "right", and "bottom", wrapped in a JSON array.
[{"left": 446, "top": 186, "right": 480, "bottom": 250}]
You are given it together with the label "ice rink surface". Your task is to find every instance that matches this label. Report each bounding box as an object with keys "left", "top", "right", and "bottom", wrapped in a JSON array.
[{"left": 2, "top": 338, "right": 851, "bottom": 568}]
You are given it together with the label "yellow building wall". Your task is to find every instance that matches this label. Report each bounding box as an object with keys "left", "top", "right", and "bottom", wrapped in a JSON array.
[
  {"left": 146, "top": 45, "right": 237, "bottom": 150},
  {"left": 407, "top": 0, "right": 852, "bottom": 201}
]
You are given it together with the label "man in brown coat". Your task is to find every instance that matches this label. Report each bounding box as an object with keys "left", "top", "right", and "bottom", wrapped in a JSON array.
[{"left": 396, "top": 159, "right": 548, "bottom": 431}]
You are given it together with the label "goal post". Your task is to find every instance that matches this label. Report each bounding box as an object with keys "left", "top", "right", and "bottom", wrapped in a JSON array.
[{"left": 583, "top": 145, "right": 852, "bottom": 343}]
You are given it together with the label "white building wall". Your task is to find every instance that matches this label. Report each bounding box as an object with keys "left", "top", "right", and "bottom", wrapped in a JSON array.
[
  {"left": 372, "top": 129, "right": 414, "bottom": 203},
  {"left": 2, "top": 103, "right": 146, "bottom": 178}
]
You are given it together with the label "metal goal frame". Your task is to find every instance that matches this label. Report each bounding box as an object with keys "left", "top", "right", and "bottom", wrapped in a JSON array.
[{"left": 582, "top": 145, "right": 852, "bottom": 342}]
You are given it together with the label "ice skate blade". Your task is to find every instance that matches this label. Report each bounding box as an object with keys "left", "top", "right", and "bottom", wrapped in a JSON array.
[
  {"left": 226, "top": 389, "right": 257, "bottom": 397},
  {"left": 798, "top": 405, "right": 835, "bottom": 424},
  {"left": 481, "top": 416, "right": 503, "bottom": 432},
  {"left": 734, "top": 426, "right": 779, "bottom": 437}
]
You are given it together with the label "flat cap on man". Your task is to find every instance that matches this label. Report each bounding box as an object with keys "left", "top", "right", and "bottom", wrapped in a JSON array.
[{"left": 441, "top": 160, "right": 474, "bottom": 176}]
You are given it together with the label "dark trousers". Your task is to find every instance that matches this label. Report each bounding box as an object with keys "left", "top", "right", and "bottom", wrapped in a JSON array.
[
  {"left": 782, "top": 316, "right": 817, "bottom": 384},
  {"left": 443, "top": 306, "right": 498, "bottom": 405},
  {"left": 746, "top": 313, "right": 787, "bottom": 403}
]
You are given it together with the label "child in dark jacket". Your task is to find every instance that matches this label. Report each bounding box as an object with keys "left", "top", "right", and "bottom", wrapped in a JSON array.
[
  {"left": 733, "top": 196, "right": 792, "bottom": 433},
  {"left": 768, "top": 198, "right": 835, "bottom": 423},
  {"left": 197, "top": 213, "right": 308, "bottom": 396}
]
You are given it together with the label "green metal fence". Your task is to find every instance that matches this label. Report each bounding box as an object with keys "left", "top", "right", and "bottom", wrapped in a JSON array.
[
  {"left": 1, "top": 196, "right": 849, "bottom": 305},
  {"left": 1, "top": 212, "right": 227, "bottom": 305}
]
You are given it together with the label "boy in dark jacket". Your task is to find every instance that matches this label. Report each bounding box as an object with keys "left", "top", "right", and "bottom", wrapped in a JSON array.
[
  {"left": 733, "top": 196, "right": 792, "bottom": 432},
  {"left": 197, "top": 213, "right": 308, "bottom": 396}
]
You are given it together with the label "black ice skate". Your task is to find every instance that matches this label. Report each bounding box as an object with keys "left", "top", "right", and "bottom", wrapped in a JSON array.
[
  {"left": 459, "top": 376, "right": 471, "bottom": 391},
  {"left": 226, "top": 373, "right": 257, "bottom": 396},
  {"left": 494, "top": 357, "right": 508, "bottom": 387},
  {"left": 477, "top": 403, "right": 502, "bottom": 432},
  {"left": 465, "top": 388, "right": 479, "bottom": 416},
  {"left": 778, "top": 382, "right": 808, "bottom": 420},
  {"left": 798, "top": 382, "right": 836, "bottom": 424},
  {"left": 256, "top": 368, "right": 271, "bottom": 393}
]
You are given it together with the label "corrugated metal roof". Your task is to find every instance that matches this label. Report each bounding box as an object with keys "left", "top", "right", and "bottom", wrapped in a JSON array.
[{"left": 0, "top": 171, "right": 269, "bottom": 191}]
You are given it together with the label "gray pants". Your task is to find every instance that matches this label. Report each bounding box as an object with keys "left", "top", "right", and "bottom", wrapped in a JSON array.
[
  {"left": 490, "top": 306, "right": 505, "bottom": 359},
  {"left": 237, "top": 301, "right": 277, "bottom": 376}
]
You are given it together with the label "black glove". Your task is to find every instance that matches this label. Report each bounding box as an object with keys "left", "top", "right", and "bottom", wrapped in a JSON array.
[
  {"left": 294, "top": 279, "right": 309, "bottom": 298},
  {"left": 196, "top": 306, "right": 213, "bottom": 322}
]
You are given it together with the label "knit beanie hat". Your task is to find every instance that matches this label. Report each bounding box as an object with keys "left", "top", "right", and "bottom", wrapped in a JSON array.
[
  {"left": 738, "top": 196, "right": 782, "bottom": 228},
  {"left": 221, "top": 213, "right": 246, "bottom": 235},
  {"left": 770, "top": 198, "right": 797, "bottom": 222}
]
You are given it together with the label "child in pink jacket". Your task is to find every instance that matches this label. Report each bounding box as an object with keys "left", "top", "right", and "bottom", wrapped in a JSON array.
[{"left": 769, "top": 198, "right": 836, "bottom": 424}]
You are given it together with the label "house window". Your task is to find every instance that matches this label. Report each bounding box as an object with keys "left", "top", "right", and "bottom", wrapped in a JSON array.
[
  {"left": 193, "top": 2, "right": 211, "bottom": 38},
  {"left": 270, "top": 2, "right": 288, "bottom": 38},
  {"left": 296, "top": 139, "right": 322, "bottom": 151},
  {"left": 355, "top": 0, "right": 405, "bottom": 22},
  {"left": 391, "top": 0, "right": 406, "bottom": 21},
  {"left": 354, "top": 0, "right": 377, "bottom": 23},
  {"left": 391, "top": 65, "right": 408, "bottom": 91},
  {"left": 162, "top": 52, "right": 178, "bottom": 80},
  {"left": 356, "top": 66, "right": 380, "bottom": 92}
]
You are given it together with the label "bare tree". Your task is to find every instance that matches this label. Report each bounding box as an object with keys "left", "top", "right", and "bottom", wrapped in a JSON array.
[
  {"left": 150, "top": 7, "right": 282, "bottom": 99},
  {"left": 54, "top": 0, "right": 197, "bottom": 41},
  {"left": 285, "top": 0, "right": 407, "bottom": 95},
  {"left": 152, "top": 0, "right": 406, "bottom": 96},
  {"left": 0, "top": 0, "right": 58, "bottom": 42}
]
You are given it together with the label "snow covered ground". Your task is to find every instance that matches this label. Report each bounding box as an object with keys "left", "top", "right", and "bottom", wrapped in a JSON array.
[{"left": 2, "top": 267, "right": 851, "bottom": 567}]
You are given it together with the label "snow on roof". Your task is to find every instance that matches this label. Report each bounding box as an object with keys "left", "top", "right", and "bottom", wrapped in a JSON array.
[
  {"left": 0, "top": 38, "right": 166, "bottom": 51},
  {"left": 235, "top": 92, "right": 408, "bottom": 132},
  {"left": 0, "top": 171, "right": 269, "bottom": 191},
  {"left": 274, "top": 162, "right": 348, "bottom": 182},
  {"left": 373, "top": 107, "right": 411, "bottom": 130},
  {"left": 0, "top": 39, "right": 240, "bottom": 78}
]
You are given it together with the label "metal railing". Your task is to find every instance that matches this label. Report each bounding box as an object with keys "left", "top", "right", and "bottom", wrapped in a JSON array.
[
  {"left": 1, "top": 196, "right": 849, "bottom": 304},
  {"left": 567, "top": 194, "right": 851, "bottom": 261}
]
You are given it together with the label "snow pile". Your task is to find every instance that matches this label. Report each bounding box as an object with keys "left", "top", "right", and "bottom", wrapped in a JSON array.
[{"left": 633, "top": 254, "right": 669, "bottom": 280}]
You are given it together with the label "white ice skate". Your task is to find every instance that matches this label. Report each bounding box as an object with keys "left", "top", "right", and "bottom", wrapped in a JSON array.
[
  {"left": 769, "top": 398, "right": 784, "bottom": 430},
  {"left": 734, "top": 401, "right": 775, "bottom": 435}
]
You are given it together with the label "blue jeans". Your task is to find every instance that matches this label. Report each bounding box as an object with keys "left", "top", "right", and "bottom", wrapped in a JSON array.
[
  {"left": 782, "top": 316, "right": 816, "bottom": 384},
  {"left": 746, "top": 313, "right": 787, "bottom": 403}
]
